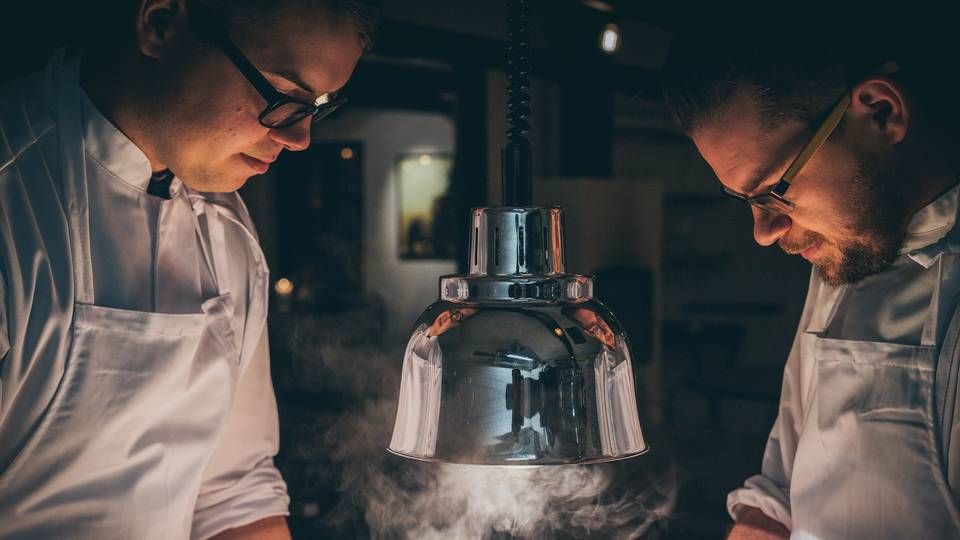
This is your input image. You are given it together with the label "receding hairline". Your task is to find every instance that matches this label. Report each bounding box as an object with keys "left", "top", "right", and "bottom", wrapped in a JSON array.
[{"left": 686, "top": 83, "right": 777, "bottom": 136}]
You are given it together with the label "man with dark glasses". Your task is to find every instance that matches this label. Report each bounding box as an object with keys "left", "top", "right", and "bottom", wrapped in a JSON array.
[
  {"left": 0, "top": 1, "right": 376, "bottom": 538},
  {"left": 662, "top": 26, "right": 959, "bottom": 540}
]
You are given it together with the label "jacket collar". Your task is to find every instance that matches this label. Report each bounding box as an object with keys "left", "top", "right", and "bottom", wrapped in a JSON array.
[
  {"left": 79, "top": 85, "right": 161, "bottom": 195},
  {"left": 905, "top": 183, "right": 960, "bottom": 268}
]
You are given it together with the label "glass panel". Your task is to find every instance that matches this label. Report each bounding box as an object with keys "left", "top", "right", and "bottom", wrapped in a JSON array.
[
  {"left": 397, "top": 153, "right": 455, "bottom": 259},
  {"left": 751, "top": 195, "right": 794, "bottom": 214},
  {"left": 719, "top": 185, "right": 748, "bottom": 201},
  {"left": 260, "top": 101, "right": 312, "bottom": 128}
]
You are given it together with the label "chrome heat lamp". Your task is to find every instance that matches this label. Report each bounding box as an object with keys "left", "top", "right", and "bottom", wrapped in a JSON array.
[{"left": 388, "top": 0, "right": 647, "bottom": 465}]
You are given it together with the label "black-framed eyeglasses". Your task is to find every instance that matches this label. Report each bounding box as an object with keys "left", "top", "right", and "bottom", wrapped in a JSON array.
[
  {"left": 190, "top": 4, "right": 347, "bottom": 129},
  {"left": 720, "top": 92, "right": 851, "bottom": 214}
]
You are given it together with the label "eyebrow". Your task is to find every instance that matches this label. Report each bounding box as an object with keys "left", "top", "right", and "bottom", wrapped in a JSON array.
[
  {"left": 734, "top": 129, "right": 810, "bottom": 196},
  {"left": 270, "top": 69, "right": 321, "bottom": 98},
  {"left": 737, "top": 160, "right": 781, "bottom": 196}
]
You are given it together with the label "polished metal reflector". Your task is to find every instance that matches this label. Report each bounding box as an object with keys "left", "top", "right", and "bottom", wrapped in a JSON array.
[{"left": 389, "top": 207, "right": 647, "bottom": 465}]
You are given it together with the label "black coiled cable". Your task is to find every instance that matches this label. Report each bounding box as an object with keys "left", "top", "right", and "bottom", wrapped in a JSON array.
[
  {"left": 501, "top": 0, "right": 533, "bottom": 206},
  {"left": 506, "top": 0, "right": 531, "bottom": 148}
]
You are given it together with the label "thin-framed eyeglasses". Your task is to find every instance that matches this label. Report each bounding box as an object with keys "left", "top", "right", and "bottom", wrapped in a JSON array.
[{"left": 190, "top": 4, "right": 348, "bottom": 129}]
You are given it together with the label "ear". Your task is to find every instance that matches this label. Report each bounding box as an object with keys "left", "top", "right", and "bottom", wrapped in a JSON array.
[
  {"left": 136, "top": 0, "right": 188, "bottom": 59},
  {"left": 849, "top": 77, "right": 909, "bottom": 146}
]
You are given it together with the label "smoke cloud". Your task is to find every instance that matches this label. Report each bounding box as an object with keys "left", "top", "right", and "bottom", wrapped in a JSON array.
[{"left": 276, "top": 305, "right": 676, "bottom": 539}]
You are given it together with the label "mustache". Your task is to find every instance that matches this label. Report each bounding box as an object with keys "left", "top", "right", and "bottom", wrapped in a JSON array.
[{"left": 779, "top": 231, "right": 825, "bottom": 255}]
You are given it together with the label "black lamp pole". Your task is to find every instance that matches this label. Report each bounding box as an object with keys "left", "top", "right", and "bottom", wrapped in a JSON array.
[{"left": 501, "top": 0, "right": 533, "bottom": 207}]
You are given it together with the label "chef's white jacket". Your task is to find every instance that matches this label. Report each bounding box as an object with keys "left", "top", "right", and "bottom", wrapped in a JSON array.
[
  {"left": 0, "top": 52, "right": 289, "bottom": 538},
  {"left": 729, "top": 183, "right": 960, "bottom": 531}
]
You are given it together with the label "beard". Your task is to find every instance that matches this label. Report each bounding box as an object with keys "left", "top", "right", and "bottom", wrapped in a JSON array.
[{"left": 781, "top": 147, "right": 910, "bottom": 287}]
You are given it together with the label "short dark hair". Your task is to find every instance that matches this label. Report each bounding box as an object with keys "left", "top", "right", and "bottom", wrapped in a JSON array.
[
  {"left": 193, "top": 0, "right": 381, "bottom": 52},
  {"left": 84, "top": 1, "right": 380, "bottom": 55},
  {"left": 658, "top": 23, "right": 945, "bottom": 135}
]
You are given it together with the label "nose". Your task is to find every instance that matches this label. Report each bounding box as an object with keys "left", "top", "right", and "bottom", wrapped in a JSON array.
[
  {"left": 752, "top": 207, "right": 791, "bottom": 246},
  {"left": 269, "top": 116, "right": 312, "bottom": 151}
]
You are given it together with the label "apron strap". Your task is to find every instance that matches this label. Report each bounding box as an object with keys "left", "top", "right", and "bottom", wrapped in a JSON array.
[
  {"left": 154, "top": 192, "right": 211, "bottom": 311},
  {"left": 186, "top": 192, "right": 269, "bottom": 364},
  {"left": 934, "top": 254, "right": 960, "bottom": 470},
  {"left": 186, "top": 192, "right": 267, "bottom": 297},
  {"left": 205, "top": 202, "right": 232, "bottom": 297},
  {"left": 924, "top": 183, "right": 960, "bottom": 467},
  {"left": 187, "top": 193, "right": 229, "bottom": 298},
  {"left": 936, "top": 293, "right": 960, "bottom": 468},
  {"left": 922, "top": 257, "right": 947, "bottom": 347}
]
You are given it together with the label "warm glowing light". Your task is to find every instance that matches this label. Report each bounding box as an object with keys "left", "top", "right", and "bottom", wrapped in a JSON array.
[
  {"left": 553, "top": 327, "right": 564, "bottom": 337},
  {"left": 340, "top": 147, "right": 354, "bottom": 160},
  {"left": 582, "top": 0, "right": 614, "bottom": 12},
  {"left": 419, "top": 154, "right": 432, "bottom": 166},
  {"left": 600, "top": 23, "right": 620, "bottom": 54},
  {"left": 274, "top": 278, "right": 294, "bottom": 296}
]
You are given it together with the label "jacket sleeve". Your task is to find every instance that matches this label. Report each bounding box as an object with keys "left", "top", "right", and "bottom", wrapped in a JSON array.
[
  {"left": 190, "top": 328, "right": 290, "bottom": 540},
  {"left": 725, "top": 342, "right": 801, "bottom": 530},
  {"left": 726, "top": 272, "right": 821, "bottom": 531}
]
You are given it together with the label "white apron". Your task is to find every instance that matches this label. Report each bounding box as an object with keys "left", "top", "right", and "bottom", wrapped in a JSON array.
[
  {"left": 790, "top": 223, "right": 960, "bottom": 538},
  {"left": 0, "top": 52, "right": 266, "bottom": 539}
]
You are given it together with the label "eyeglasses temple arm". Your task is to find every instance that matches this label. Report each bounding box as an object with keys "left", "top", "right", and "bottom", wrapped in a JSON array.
[
  {"left": 216, "top": 36, "right": 284, "bottom": 103},
  {"left": 781, "top": 93, "right": 852, "bottom": 183}
]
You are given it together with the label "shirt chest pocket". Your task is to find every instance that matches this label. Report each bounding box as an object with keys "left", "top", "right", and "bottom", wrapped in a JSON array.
[
  {"left": 65, "top": 295, "right": 240, "bottom": 432},
  {"left": 808, "top": 335, "right": 936, "bottom": 430},
  {"left": 0, "top": 294, "right": 240, "bottom": 488}
]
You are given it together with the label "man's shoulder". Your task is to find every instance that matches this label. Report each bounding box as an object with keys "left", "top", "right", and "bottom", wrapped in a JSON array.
[
  {"left": 0, "top": 67, "right": 57, "bottom": 176},
  {"left": 0, "top": 68, "right": 68, "bottom": 266}
]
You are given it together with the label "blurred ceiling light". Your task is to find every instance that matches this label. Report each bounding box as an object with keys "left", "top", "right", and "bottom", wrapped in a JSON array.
[
  {"left": 340, "top": 147, "right": 354, "bottom": 160},
  {"left": 274, "top": 277, "right": 294, "bottom": 296},
  {"left": 581, "top": 0, "right": 614, "bottom": 12},
  {"left": 600, "top": 23, "right": 621, "bottom": 54},
  {"left": 419, "top": 154, "right": 432, "bottom": 166}
]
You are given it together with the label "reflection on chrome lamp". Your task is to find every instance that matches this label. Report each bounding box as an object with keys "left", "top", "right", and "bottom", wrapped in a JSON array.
[{"left": 388, "top": 207, "right": 648, "bottom": 465}]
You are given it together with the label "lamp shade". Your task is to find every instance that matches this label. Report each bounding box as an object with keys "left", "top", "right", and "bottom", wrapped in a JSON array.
[{"left": 388, "top": 207, "right": 647, "bottom": 465}]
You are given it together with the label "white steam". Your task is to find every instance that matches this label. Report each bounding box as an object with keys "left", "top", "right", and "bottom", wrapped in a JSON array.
[{"left": 281, "top": 308, "right": 676, "bottom": 538}]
